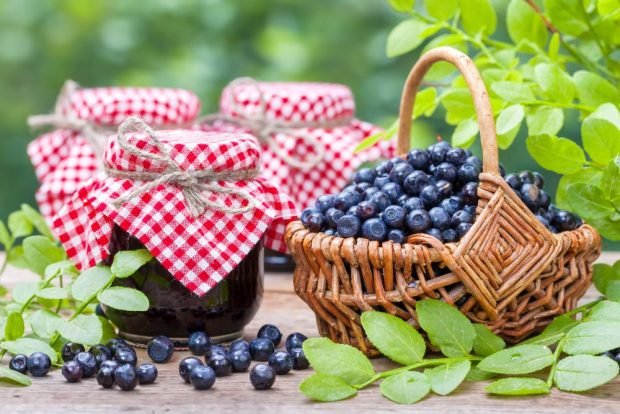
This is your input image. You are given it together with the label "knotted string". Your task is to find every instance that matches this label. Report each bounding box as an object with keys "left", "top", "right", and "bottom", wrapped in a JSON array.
[
  {"left": 199, "top": 77, "right": 354, "bottom": 171},
  {"left": 105, "top": 116, "right": 260, "bottom": 217},
  {"left": 27, "top": 80, "right": 109, "bottom": 161}
]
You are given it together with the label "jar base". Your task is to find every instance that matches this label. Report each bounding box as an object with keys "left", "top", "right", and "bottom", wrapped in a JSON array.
[{"left": 118, "top": 329, "right": 244, "bottom": 348}]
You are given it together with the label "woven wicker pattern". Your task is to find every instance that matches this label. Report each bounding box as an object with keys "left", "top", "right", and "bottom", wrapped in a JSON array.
[{"left": 285, "top": 47, "right": 602, "bottom": 356}]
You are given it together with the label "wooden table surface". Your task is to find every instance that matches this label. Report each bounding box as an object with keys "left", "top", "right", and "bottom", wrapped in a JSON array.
[{"left": 1, "top": 253, "right": 620, "bottom": 414}]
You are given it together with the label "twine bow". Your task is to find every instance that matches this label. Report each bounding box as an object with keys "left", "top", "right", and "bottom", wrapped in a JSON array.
[
  {"left": 105, "top": 116, "right": 260, "bottom": 217},
  {"left": 200, "top": 77, "right": 354, "bottom": 171},
  {"left": 27, "top": 80, "right": 109, "bottom": 160}
]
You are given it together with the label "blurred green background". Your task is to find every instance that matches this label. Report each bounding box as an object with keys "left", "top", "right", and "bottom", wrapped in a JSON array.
[{"left": 0, "top": 0, "right": 564, "bottom": 222}]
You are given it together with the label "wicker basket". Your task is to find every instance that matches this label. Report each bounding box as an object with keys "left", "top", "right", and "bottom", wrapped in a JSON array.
[{"left": 285, "top": 47, "right": 602, "bottom": 356}]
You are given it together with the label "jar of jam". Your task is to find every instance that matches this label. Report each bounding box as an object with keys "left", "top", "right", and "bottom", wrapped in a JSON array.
[{"left": 51, "top": 117, "right": 296, "bottom": 345}]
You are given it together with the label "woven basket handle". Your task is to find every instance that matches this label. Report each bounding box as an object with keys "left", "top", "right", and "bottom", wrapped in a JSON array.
[{"left": 397, "top": 47, "right": 499, "bottom": 175}]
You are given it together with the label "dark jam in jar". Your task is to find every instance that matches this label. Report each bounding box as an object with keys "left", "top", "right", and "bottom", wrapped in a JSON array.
[{"left": 102, "top": 226, "right": 264, "bottom": 344}]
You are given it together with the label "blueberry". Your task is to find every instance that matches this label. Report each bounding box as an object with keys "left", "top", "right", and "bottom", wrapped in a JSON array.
[
  {"left": 407, "top": 149, "right": 430, "bottom": 170},
  {"left": 190, "top": 365, "right": 216, "bottom": 390},
  {"left": 425, "top": 228, "right": 443, "bottom": 241},
  {"left": 381, "top": 182, "right": 404, "bottom": 203},
  {"left": 285, "top": 333, "right": 308, "bottom": 353},
  {"left": 257, "top": 324, "right": 283, "bottom": 347},
  {"left": 27, "top": 352, "right": 51, "bottom": 377},
  {"left": 435, "top": 180, "right": 453, "bottom": 199},
  {"left": 403, "top": 171, "right": 429, "bottom": 196},
  {"left": 230, "top": 350, "right": 252, "bottom": 372},
  {"left": 268, "top": 351, "right": 294, "bottom": 375},
  {"left": 100, "top": 360, "right": 119, "bottom": 371},
  {"left": 346, "top": 205, "right": 358, "bottom": 216},
  {"left": 429, "top": 144, "right": 448, "bottom": 164},
  {"left": 390, "top": 156, "right": 407, "bottom": 166},
  {"left": 533, "top": 172, "right": 544, "bottom": 188},
  {"left": 387, "top": 229, "right": 406, "bottom": 243},
  {"left": 353, "top": 168, "right": 377, "bottom": 184},
  {"left": 456, "top": 222, "right": 473, "bottom": 238},
  {"left": 9, "top": 354, "right": 28, "bottom": 374},
  {"left": 363, "top": 186, "right": 380, "bottom": 201},
  {"left": 553, "top": 210, "right": 579, "bottom": 232},
  {"left": 435, "top": 162, "right": 457, "bottom": 183},
  {"left": 402, "top": 197, "right": 424, "bottom": 212},
  {"left": 460, "top": 182, "right": 478, "bottom": 204},
  {"left": 324, "top": 228, "right": 336, "bottom": 236},
  {"left": 389, "top": 162, "right": 414, "bottom": 184},
  {"left": 375, "top": 160, "right": 393, "bottom": 175},
  {"left": 305, "top": 212, "right": 326, "bottom": 232},
  {"left": 355, "top": 200, "right": 377, "bottom": 220},
  {"left": 520, "top": 183, "right": 540, "bottom": 211},
  {"left": 315, "top": 195, "right": 336, "bottom": 212},
  {"left": 137, "top": 363, "right": 158, "bottom": 385},
  {"left": 342, "top": 184, "right": 357, "bottom": 193},
  {"left": 452, "top": 210, "right": 473, "bottom": 227},
  {"left": 538, "top": 190, "right": 551, "bottom": 210},
  {"left": 115, "top": 364, "right": 138, "bottom": 391},
  {"left": 354, "top": 182, "right": 371, "bottom": 193},
  {"left": 74, "top": 351, "right": 98, "bottom": 378},
  {"left": 334, "top": 191, "right": 361, "bottom": 211},
  {"left": 147, "top": 335, "right": 175, "bottom": 363},
  {"left": 115, "top": 346, "right": 137, "bottom": 367},
  {"left": 429, "top": 207, "right": 451, "bottom": 230},
  {"left": 290, "top": 347, "right": 310, "bottom": 370},
  {"left": 382, "top": 205, "right": 406, "bottom": 228},
  {"left": 361, "top": 218, "right": 388, "bottom": 241},
  {"left": 374, "top": 175, "right": 391, "bottom": 189},
  {"left": 179, "top": 357, "right": 204, "bottom": 383},
  {"left": 505, "top": 173, "right": 521, "bottom": 190},
  {"left": 464, "top": 204, "right": 477, "bottom": 215},
  {"left": 406, "top": 209, "right": 432, "bottom": 233},
  {"left": 61, "top": 342, "right": 85, "bottom": 363},
  {"left": 250, "top": 364, "right": 276, "bottom": 390},
  {"left": 446, "top": 148, "right": 467, "bottom": 165},
  {"left": 90, "top": 344, "right": 112, "bottom": 367},
  {"left": 439, "top": 196, "right": 463, "bottom": 215},
  {"left": 230, "top": 339, "right": 250, "bottom": 354},
  {"left": 106, "top": 338, "right": 128, "bottom": 357},
  {"left": 97, "top": 366, "right": 116, "bottom": 388},
  {"left": 419, "top": 185, "right": 440, "bottom": 208},
  {"left": 188, "top": 331, "right": 211, "bottom": 356},
  {"left": 536, "top": 214, "right": 550, "bottom": 228},
  {"left": 457, "top": 163, "right": 480, "bottom": 184},
  {"left": 442, "top": 228, "right": 458, "bottom": 242},
  {"left": 368, "top": 191, "right": 391, "bottom": 212},
  {"left": 207, "top": 352, "right": 232, "bottom": 377},
  {"left": 249, "top": 338, "right": 275, "bottom": 361},
  {"left": 519, "top": 171, "right": 535, "bottom": 185},
  {"left": 325, "top": 208, "right": 345, "bottom": 228},
  {"left": 301, "top": 207, "right": 320, "bottom": 225},
  {"left": 337, "top": 214, "right": 361, "bottom": 238},
  {"left": 209, "top": 344, "right": 229, "bottom": 357},
  {"left": 465, "top": 155, "right": 482, "bottom": 170}
]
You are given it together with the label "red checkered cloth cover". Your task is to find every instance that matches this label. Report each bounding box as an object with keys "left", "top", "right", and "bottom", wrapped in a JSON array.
[
  {"left": 200, "top": 81, "right": 395, "bottom": 212},
  {"left": 28, "top": 83, "right": 201, "bottom": 224},
  {"left": 52, "top": 124, "right": 297, "bottom": 296}
]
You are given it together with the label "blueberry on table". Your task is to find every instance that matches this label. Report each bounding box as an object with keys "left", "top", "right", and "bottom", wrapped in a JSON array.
[
  {"left": 249, "top": 338, "right": 275, "bottom": 362},
  {"left": 402, "top": 196, "right": 424, "bottom": 212},
  {"left": 179, "top": 357, "right": 204, "bottom": 383},
  {"left": 257, "top": 324, "right": 283, "bottom": 347},
  {"left": 337, "top": 214, "right": 361, "bottom": 238},
  {"left": 285, "top": 333, "right": 308, "bottom": 353},
  {"left": 387, "top": 229, "right": 406, "bottom": 244},
  {"left": 381, "top": 182, "right": 404, "bottom": 203},
  {"left": 457, "top": 162, "right": 480, "bottom": 184},
  {"left": 403, "top": 170, "right": 429, "bottom": 196},
  {"left": 74, "top": 351, "right": 98, "bottom": 378},
  {"left": 460, "top": 182, "right": 478, "bottom": 205},
  {"left": 97, "top": 366, "right": 116, "bottom": 388},
  {"left": 434, "top": 180, "right": 453, "bottom": 200},
  {"left": 289, "top": 347, "right": 310, "bottom": 370},
  {"left": 325, "top": 208, "right": 344, "bottom": 228},
  {"left": 389, "top": 162, "right": 414, "bottom": 184},
  {"left": 61, "top": 361, "right": 83, "bottom": 383},
  {"left": 9, "top": 354, "right": 28, "bottom": 374},
  {"left": 100, "top": 360, "right": 119, "bottom": 371},
  {"left": 27, "top": 352, "right": 51, "bottom": 377},
  {"left": 148, "top": 335, "right": 175, "bottom": 363},
  {"left": 520, "top": 183, "right": 540, "bottom": 212},
  {"left": 382, "top": 205, "right": 406, "bottom": 228},
  {"left": 434, "top": 162, "right": 457, "bottom": 183},
  {"left": 361, "top": 218, "right": 388, "bottom": 241},
  {"left": 114, "top": 364, "right": 139, "bottom": 391},
  {"left": 190, "top": 365, "right": 216, "bottom": 390},
  {"left": 90, "top": 344, "right": 112, "bottom": 366},
  {"left": 407, "top": 148, "right": 430, "bottom": 170},
  {"left": 425, "top": 228, "right": 444, "bottom": 242},
  {"left": 442, "top": 228, "right": 458, "bottom": 243},
  {"left": 315, "top": 194, "right": 336, "bottom": 212},
  {"left": 106, "top": 338, "right": 129, "bottom": 357},
  {"left": 439, "top": 195, "right": 463, "bottom": 216},
  {"left": 419, "top": 185, "right": 440, "bottom": 209},
  {"left": 230, "top": 339, "right": 250, "bottom": 354},
  {"left": 368, "top": 191, "right": 391, "bottom": 212},
  {"left": 137, "top": 363, "right": 158, "bottom": 385},
  {"left": 429, "top": 207, "right": 451, "bottom": 231},
  {"left": 355, "top": 200, "right": 377, "bottom": 220},
  {"left": 456, "top": 222, "right": 473, "bottom": 238},
  {"left": 230, "top": 350, "right": 252, "bottom": 372},
  {"left": 250, "top": 364, "right": 277, "bottom": 390},
  {"left": 188, "top": 331, "right": 212, "bottom": 356},
  {"left": 210, "top": 344, "right": 229, "bottom": 357},
  {"left": 334, "top": 191, "right": 361, "bottom": 211},
  {"left": 353, "top": 168, "right": 376, "bottom": 184},
  {"left": 115, "top": 346, "right": 138, "bottom": 367},
  {"left": 504, "top": 173, "right": 521, "bottom": 190},
  {"left": 451, "top": 210, "right": 473, "bottom": 227},
  {"left": 445, "top": 148, "right": 466, "bottom": 165},
  {"left": 61, "top": 342, "right": 85, "bottom": 363},
  {"left": 268, "top": 351, "right": 294, "bottom": 375},
  {"left": 406, "top": 209, "right": 432, "bottom": 233},
  {"left": 207, "top": 353, "right": 232, "bottom": 377}
]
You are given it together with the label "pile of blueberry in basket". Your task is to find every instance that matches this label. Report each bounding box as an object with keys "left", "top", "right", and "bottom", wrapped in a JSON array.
[{"left": 301, "top": 140, "right": 582, "bottom": 243}]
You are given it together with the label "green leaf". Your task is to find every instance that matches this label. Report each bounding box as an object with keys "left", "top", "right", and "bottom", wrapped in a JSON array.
[
  {"left": 581, "top": 117, "right": 620, "bottom": 165},
  {"left": 451, "top": 120, "right": 479, "bottom": 150},
  {"left": 466, "top": 365, "right": 497, "bottom": 381},
  {"left": 36, "top": 287, "right": 69, "bottom": 300},
  {"left": 554, "top": 355, "right": 619, "bottom": 392},
  {"left": 20, "top": 205, "right": 53, "bottom": 239},
  {"left": 593, "top": 264, "right": 615, "bottom": 295},
  {"left": 388, "top": 0, "right": 414, "bottom": 12},
  {"left": 496, "top": 104, "right": 524, "bottom": 149},
  {"left": 416, "top": 299, "right": 476, "bottom": 357},
  {"left": 45, "top": 260, "right": 78, "bottom": 279},
  {"left": 423, "top": 360, "right": 471, "bottom": 396},
  {"left": 556, "top": 167, "right": 603, "bottom": 210},
  {"left": 534, "top": 63, "right": 576, "bottom": 104},
  {"left": 11, "top": 282, "right": 40, "bottom": 304},
  {"left": 413, "top": 88, "right": 438, "bottom": 118},
  {"left": 441, "top": 89, "right": 475, "bottom": 125},
  {"left": 478, "top": 344, "right": 553, "bottom": 374},
  {"left": 491, "top": 81, "right": 535, "bottom": 103},
  {"left": 303, "top": 337, "right": 375, "bottom": 386},
  {"left": 600, "top": 158, "right": 620, "bottom": 208},
  {"left": 425, "top": 0, "right": 458, "bottom": 19},
  {"left": 360, "top": 311, "right": 426, "bottom": 365},
  {"left": 98, "top": 316, "right": 117, "bottom": 345},
  {"left": 566, "top": 183, "right": 615, "bottom": 220},
  {"left": 299, "top": 373, "right": 358, "bottom": 402},
  {"left": 22, "top": 236, "right": 66, "bottom": 276},
  {"left": 458, "top": 0, "right": 496, "bottom": 35},
  {"left": 0, "top": 220, "right": 11, "bottom": 248},
  {"left": 380, "top": 371, "right": 430, "bottom": 404},
  {"left": 562, "top": 321, "right": 620, "bottom": 355},
  {"left": 71, "top": 265, "right": 114, "bottom": 302},
  {"left": 598, "top": 0, "right": 620, "bottom": 18},
  {"left": 8, "top": 211, "right": 33, "bottom": 239},
  {"left": 4, "top": 312, "right": 24, "bottom": 341},
  {"left": 606, "top": 280, "right": 620, "bottom": 301},
  {"left": 0, "top": 367, "right": 32, "bottom": 386},
  {"left": 472, "top": 324, "right": 505, "bottom": 357},
  {"left": 29, "top": 309, "right": 62, "bottom": 338},
  {"left": 573, "top": 70, "right": 620, "bottom": 107},
  {"left": 588, "top": 300, "right": 620, "bottom": 322},
  {"left": 58, "top": 314, "right": 102, "bottom": 346},
  {"left": 526, "top": 134, "right": 586, "bottom": 174},
  {"left": 591, "top": 216, "right": 620, "bottom": 241},
  {"left": 355, "top": 130, "right": 384, "bottom": 152},
  {"left": 386, "top": 18, "right": 432, "bottom": 58},
  {"left": 7, "top": 246, "right": 28, "bottom": 269},
  {"left": 544, "top": 0, "right": 588, "bottom": 35},
  {"left": 589, "top": 103, "right": 620, "bottom": 129},
  {"left": 0, "top": 337, "right": 58, "bottom": 363},
  {"left": 97, "top": 287, "right": 149, "bottom": 312},
  {"left": 526, "top": 107, "right": 564, "bottom": 136},
  {"left": 485, "top": 377, "right": 550, "bottom": 396},
  {"left": 111, "top": 249, "right": 153, "bottom": 278},
  {"left": 506, "top": 0, "right": 548, "bottom": 49},
  {"left": 522, "top": 314, "right": 580, "bottom": 346}
]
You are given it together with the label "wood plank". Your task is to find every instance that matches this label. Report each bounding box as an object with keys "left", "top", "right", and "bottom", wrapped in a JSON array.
[{"left": 1, "top": 252, "right": 619, "bottom": 413}]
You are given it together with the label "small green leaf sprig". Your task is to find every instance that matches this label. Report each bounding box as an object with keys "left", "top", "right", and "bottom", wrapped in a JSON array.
[{"left": 299, "top": 298, "right": 620, "bottom": 404}]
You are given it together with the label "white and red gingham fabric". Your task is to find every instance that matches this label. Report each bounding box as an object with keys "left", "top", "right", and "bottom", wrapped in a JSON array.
[
  {"left": 28, "top": 85, "right": 201, "bottom": 224},
  {"left": 201, "top": 81, "right": 395, "bottom": 211},
  {"left": 52, "top": 127, "right": 297, "bottom": 296}
]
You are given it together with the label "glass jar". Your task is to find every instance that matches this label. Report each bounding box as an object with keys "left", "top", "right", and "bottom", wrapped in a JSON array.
[{"left": 102, "top": 226, "right": 264, "bottom": 344}]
